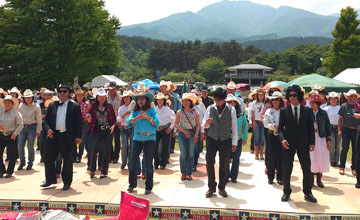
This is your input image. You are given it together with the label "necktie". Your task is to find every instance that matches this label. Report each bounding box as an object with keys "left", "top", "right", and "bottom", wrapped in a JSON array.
[
  {"left": 294, "top": 106, "right": 298, "bottom": 124},
  {"left": 58, "top": 102, "right": 64, "bottom": 106}
]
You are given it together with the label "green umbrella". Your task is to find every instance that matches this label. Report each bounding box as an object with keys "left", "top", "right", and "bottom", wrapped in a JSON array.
[{"left": 283, "top": 74, "right": 360, "bottom": 93}]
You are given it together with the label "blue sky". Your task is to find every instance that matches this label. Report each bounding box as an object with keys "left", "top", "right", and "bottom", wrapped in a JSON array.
[{"left": 1, "top": 0, "right": 360, "bottom": 26}]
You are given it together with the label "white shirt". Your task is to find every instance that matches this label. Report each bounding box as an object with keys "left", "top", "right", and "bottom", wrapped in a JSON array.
[
  {"left": 155, "top": 106, "right": 175, "bottom": 129},
  {"left": 117, "top": 104, "right": 130, "bottom": 126},
  {"left": 248, "top": 101, "right": 255, "bottom": 124},
  {"left": 237, "top": 96, "right": 245, "bottom": 113},
  {"left": 324, "top": 105, "right": 340, "bottom": 125},
  {"left": 264, "top": 107, "right": 280, "bottom": 132},
  {"left": 291, "top": 104, "right": 300, "bottom": 123},
  {"left": 202, "top": 103, "right": 238, "bottom": 146},
  {"left": 193, "top": 105, "right": 204, "bottom": 127},
  {"left": 251, "top": 101, "right": 263, "bottom": 121},
  {"left": 55, "top": 100, "right": 69, "bottom": 132}
]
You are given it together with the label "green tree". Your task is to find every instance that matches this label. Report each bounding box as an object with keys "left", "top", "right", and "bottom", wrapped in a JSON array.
[
  {"left": 0, "top": 0, "right": 120, "bottom": 89},
  {"left": 161, "top": 70, "right": 205, "bottom": 84},
  {"left": 266, "top": 70, "right": 290, "bottom": 83},
  {"left": 198, "top": 57, "right": 226, "bottom": 83},
  {"left": 323, "top": 7, "right": 360, "bottom": 76}
]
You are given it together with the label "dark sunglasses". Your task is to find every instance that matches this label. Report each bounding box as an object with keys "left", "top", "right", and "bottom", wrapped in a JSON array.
[
  {"left": 58, "top": 90, "right": 69, "bottom": 94},
  {"left": 289, "top": 94, "right": 297, "bottom": 98}
]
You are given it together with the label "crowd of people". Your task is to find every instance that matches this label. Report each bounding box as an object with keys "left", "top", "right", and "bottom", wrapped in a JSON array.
[{"left": 0, "top": 80, "right": 359, "bottom": 202}]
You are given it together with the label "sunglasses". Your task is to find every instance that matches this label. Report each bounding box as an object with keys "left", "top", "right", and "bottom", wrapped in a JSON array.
[
  {"left": 289, "top": 94, "right": 297, "bottom": 98},
  {"left": 58, "top": 90, "right": 69, "bottom": 94}
]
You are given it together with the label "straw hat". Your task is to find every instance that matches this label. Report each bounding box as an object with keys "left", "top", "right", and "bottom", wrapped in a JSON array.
[
  {"left": 122, "top": 90, "right": 133, "bottom": 98},
  {"left": 226, "top": 94, "right": 241, "bottom": 105},
  {"left": 190, "top": 93, "right": 202, "bottom": 104},
  {"left": 0, "top": 95, "right": 19, "bottom": 109},
  {"left": 38, "top": 87, "right": 47, "bottom": 95},
  {"left": 43, "top": 90, "right": 52, "bottom": 95},
  {"left": 248, "top": 90, "right": 257, "bottom": 99},
  {"left": 256, "top": 88, "right": 265, "bottom": 94},
  {"left": 344, "top": 89, "right": 359, "bottom": 98},
  {"left": 311, "top": 84, "right": 325, "bottom": 92},
  {"left": 155, "top": 92, "right": 169, "bottom": 100},
  {"left": 158, "top": 80, "right": 170, "bottom": 91},
  {"left": 95, "top": 88, "right": 107, "bottom": 97},
  {"left": 327, "top": 91, "right": 340, "bottom": 99},
  {"left": 75, "top": 89, "right": 85, "bottom": 96},
  {"left": 226, "top": 81, "right": 237, "bottom": 90},
  {"left": 268, "top": 91, "right": 284, "bottom": 100},
  {"left": 136, "top": 82, "right": 150, "bottom": 92},
  {"left": 0, "top": 88, "right": 8, "bottom": 96},
  {"left": 268, "top": 82, "right": 284, "bottom": 93},
  {"left": 179, "top": 93, "right": 197, "bottom": 105},
  {"left": 168, "top": 81, "right": 177, "bottom": 90},
  {"left": 23, "top": 89, "right": 34, "bottom": 98},
  {"left": 305, "top": 90, "right": 318, "bottom": 99},
  {"left": 9, "top": 87, "right": 21, "bottom": 98}
]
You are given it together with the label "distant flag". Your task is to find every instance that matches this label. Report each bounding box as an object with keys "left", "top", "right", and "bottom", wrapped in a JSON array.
[
  {"left": 126, "top": 77, "right": 133, "bottom": 91},
  {"left": 182, "top": 80, "right": 188, "bottom": 96}
]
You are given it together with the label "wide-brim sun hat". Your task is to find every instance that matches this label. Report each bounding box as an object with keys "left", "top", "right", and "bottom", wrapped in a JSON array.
[
  {"left": 268, "top": 91, "right": 284, "bottom": 100},
  {"left": 327, "top": 91, "right": 340, "bottom": 99},
  {"left": 132, "top": 91, "right": 154, "bottom": 103},
  {"left": 158, "top": 80, "right": 170, "bottom": 91},
  {"left": 268, "top": 82, "right": 284, "bottom": 93},
  {"left": 95, "top": 88, "right": 107, "bottom": 97},
  {"left": 226, "top": 81, "right": 237, "bottom": 89},
  {"left": 226, "top": 94, "right": 241, "bottom": 105},
  {"left": 155, "top": 92, "right": 169, "bottom": 100},
  {"left": 248, "top": 90, "right": 257, "bottom": 99},
  {"left": 23, "top": 89, "right": 34, "bottom": 98},
  {"left": 0, "top": 88, "right": 8, "bottom": 96},
  {"left": 9, "top": 87, "right": 22, "bottom": 98},
  {"left": 179, "top": 93, "right": 197, "bottom": 105},
  {"left": 344, "top": 89, "right": 359, "bottom": 98},
  {"left": 0, "top": 94, "right": 19, "bottom": 109},
  {"left": 122, "top": 90, "right": 133, "bottom": 98}
]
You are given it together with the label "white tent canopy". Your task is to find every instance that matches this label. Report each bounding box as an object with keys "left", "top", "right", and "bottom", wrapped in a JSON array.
[
  {"left": 334, "top": 68, "right": 360, "bottom": 85},
  {"left": 83, "top": 75, "right": 127, "bottom": 88}
]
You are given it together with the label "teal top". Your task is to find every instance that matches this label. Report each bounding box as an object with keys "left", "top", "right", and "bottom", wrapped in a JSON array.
[
  {"left": 238, "top": 114, "right": 248, "bottom": 141},
  {"left": 127, "top": 107, "right": 159, "bottom": 141}
]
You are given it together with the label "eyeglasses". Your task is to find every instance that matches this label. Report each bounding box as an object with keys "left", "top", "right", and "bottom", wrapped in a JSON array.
[
  {"left": 289, "top": 94, "right": 297, "bottom": 98},
  {"left": 58, "top": 90, "right": 69, "bottom": 94}
]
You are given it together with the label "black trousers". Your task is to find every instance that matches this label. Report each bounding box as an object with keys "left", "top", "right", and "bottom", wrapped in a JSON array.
[
  {"left": 111, "top": 126, "right": 121, "bottom": 161},
  {"left": 267, "top": 133, "right": 282, "bottom": 181},
  {"left": 206, "top": 136, "right": 232, "bottom": 191},
  {"left": 90, "top": 130, "right": 113, "bottom": 175},
  {"left": 264, "top": 128, "right": 269, "bottom": 167},
  {"left": 44, "top": 131, "right": 74, "bottom": 185},
  {"left": 0, "top": 134, "right": 18, "bottom": 175},
  {"left": 282, "top": 145, "right": 312, "bottom": 195},
  {"left": 154, "top": 128, "right": 171, "bottom": 168},
  {"left": 356, "top": 132, "right": 360, "bottom": 184}
]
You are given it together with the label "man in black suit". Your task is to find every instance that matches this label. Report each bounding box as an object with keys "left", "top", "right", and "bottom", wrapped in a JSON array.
[
  {"left": 41, "top": 84, "right": 82, "bottom": 190},
  {"left": 278, "top": 85, "right": 317, "bottom": 203}
]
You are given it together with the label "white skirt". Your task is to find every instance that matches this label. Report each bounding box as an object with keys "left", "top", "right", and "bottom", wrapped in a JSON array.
[{"left": 310, "top": 132, "right": 330, "bottom": 173}]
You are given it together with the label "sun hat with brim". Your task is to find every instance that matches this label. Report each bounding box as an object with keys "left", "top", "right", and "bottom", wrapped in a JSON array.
[
  {"left": 169, "top": 81, "right": 177, "bottom": 90},
  {"left": 311, "top": 84, "right": 325, "bottom": 92},
  {"left": 38, "top": 87, "right": 47, "bottom": 95},
  {"left": 122, "top": 90, "right": 133, "bottom": 98},
  {"left": 179, "top": 93, "right": 197, "bottom": 105},
  {"left": 226, "top": 81, "right": 237, "bottom": 90},
  {"left": 23, "top": 89, "right": 34, "bottom": 98},
  {"left": 0, "top": 88, "right": 8, "bottom": 96},
  {"left": 9, "top": 87, "right": 22, "bottom": 98},
  {"left": 155, "top": 92, "right": 168, "bottom": 100},
  {"left": 268, "top": 91, "right": 284, "bottom": 100},
  {"left": 136, "top": 82, "right": 150, "bottom": 92},
  {"left": 268, "top": 82, "right": 284, "bottom": 93},
  {"left": 158, "top": 80, "right": 170, "bottom": 91},
  {"left": 344, "top": 89, "right": 359, "bottom": 98},
  {"left": 304, "top": 90, "right": 319, "bottom": 99},
  {"left": 248, "top": 90, "right": 257, "bottom": 99},
  {"left": 256, "top": 88, "right": 265, "bottom": 94},
  {"left": 226, "top": 94, "right": 241, "bottom": 105},
  {"left": 0, "top": 95, "right": 19, "bottom": 109},
  {"left": 327, "top": 91, "right": 340, "bottom": 99},
  {"left": 189, "top": 93, "right": 202, "bottom": 104},
  {"left": 132, "top": 91, "right": 154, "bottom": 103},
  {"left": 95, "top": 88, "right": 107, "bottom": 97},
  {"left": 43, "top": 90, "right": 52, "bottom": 95}
]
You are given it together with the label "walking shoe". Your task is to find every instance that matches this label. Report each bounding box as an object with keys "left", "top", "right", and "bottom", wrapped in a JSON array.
[
  {"left": 277, "top": 180, "right": 283, "bottom": 185},
  {"left": 352, "top": 170, "right": 357, "bottom": 176},
  {"left": 339, "top": 168, "right": 345, "bottom": 175},
  {"left": 355, "top": 183, "right": 360, "bottom": 189},
  {"left": 231, "top": 179, "right": 237, "bottom": 183},
  {"left": 40, "top": 180, "right": 57, "bottom": 187},
  {"left": 121, "top": 165, "right": 126, "bottom": 170},
  {"left": 304, "top": 194, "right": 317, "bottom": 203},
  {"left": 63, "top": 184, "right": 70, "bottom": 190},
  {"left": 26, "top": 165, "right": 32, "bottom": 171},
  {"left": 205, "top": 189, "right": 215, "bottom": 198},
  {"left": 5, "top": 174, "right": 12, "bottom": 178},
  {"left": 90, "top": 172, "right": 95, "bottom": 178},
  {"left": 17, "top": 164, "right": 25, "bottom": 170},
  {"left": 281, "top": 194, "right": 290, "bottom": 202},
  {"left": 268, "top": 179, "right": 274, "bottom": 184},
  {"left": 218, "top": 189, "right": 227, "bottom": 197},
  {"left": 181, "top": 174, "right": 186, "bottom": 180},
  {"left": 145, "top": 190, "right": 151, "bottom": 195},
  {"left": 186, "top": 175, "right": 192, "bottom": 180},
  {"left": 127, "top": 187, "right": 134, "bottom": 193}
]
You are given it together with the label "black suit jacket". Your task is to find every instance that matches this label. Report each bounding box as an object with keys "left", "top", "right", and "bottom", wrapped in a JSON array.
[
  {"left": 45, "top": 100, "right": 82, "bottom": 141},
  {"left": 278, "top": 105, "right": 315, "bottom": 150}
]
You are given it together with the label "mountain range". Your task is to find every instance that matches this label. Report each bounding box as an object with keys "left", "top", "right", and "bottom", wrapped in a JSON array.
[{"left": 118, "top": 0, "right": 346, "bottom": 42}]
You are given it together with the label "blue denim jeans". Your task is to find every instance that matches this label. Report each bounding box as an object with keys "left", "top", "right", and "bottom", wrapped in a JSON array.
[
  {"left": 340, "top": 126, "right": 357, "bottom": 169},
  {"left": 120, "top": 127, "right": 133, "bottom": 167},
  {"left": 228, "top": 139, "right": 242, "bottom": 180},
  {"left": 128, "top": 140, "right": 155, "bottom": 190},
  {"left": 253, "top": 120, "right": 264, "bottom": 146},
  {"left": 18, "top": 125, "right": 37, "bottom": 166},
  {"left": 193, "top": 133, "right": 203, "bottom": 169},
  {"left": 330, "top": 127, "right": 341, "bottom": 164},
  {"left": 177, "top": 131, "right": 196, "bottom": 175},
  {"left": 76, "top": 121, "right": 91, "bottom": 161}
]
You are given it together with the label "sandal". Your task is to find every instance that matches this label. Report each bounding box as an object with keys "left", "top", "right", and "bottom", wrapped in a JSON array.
[{"left": 339, "top": 168, "right": 345, "bottom": 175}]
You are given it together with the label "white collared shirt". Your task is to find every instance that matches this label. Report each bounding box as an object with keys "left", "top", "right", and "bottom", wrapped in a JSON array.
[
  {"left": 155, "top": 105, "right": 175, "bottom": 129},
  {"left": 56, "top": 100, "right": 69, "bottom": 132},
  {"left": 201, "top": 103, "right": 238, "bottom": 146},
  {"left": 291, "top": 104, "right": 300, "bottom": 122},
  {"left": 264, "top": 107, "right": 280, "bottom": 131},
  {"left": 117, "top": 104, "right": 130, "bottom": 126}
]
